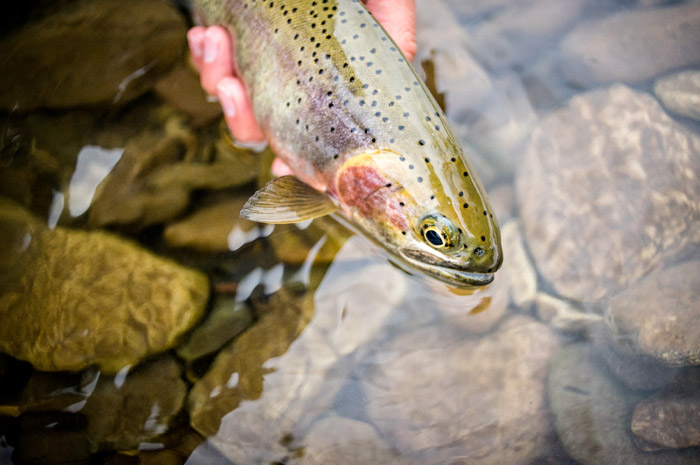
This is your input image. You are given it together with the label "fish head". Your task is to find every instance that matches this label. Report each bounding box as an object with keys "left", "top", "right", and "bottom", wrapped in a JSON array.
[{"left": 333, "top": 149, "right": 502, "bottom": 288}]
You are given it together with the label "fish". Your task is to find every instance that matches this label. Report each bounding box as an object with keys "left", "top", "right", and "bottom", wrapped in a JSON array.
[{"left": 193, "top": 0, "right": 503, "bottom": 287}]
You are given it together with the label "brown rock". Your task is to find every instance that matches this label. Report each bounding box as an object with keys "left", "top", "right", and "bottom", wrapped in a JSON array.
[
  {"left": 0, "top": 0, "right": 187, "bottom": 111},
  {"left": 632, "top": 388, "right": 700, "bottom": 451}
]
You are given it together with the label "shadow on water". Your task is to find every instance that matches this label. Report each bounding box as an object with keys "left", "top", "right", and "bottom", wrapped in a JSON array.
[{"left": 0, "top": 0, "right": 699, "bottom": 464}]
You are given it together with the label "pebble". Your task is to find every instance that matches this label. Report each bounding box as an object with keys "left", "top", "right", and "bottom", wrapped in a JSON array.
[
  {"left": 654, "top": 70, "right": 700, "bottom": 122},
  {"left": 606, "top": 260, "right": 700, "bottom": 366}
]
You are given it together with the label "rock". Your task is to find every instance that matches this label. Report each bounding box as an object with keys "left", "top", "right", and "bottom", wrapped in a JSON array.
[
  {"left": 594, "top": 334, "right": 680, "bottom": 391},
  {"left": 14, "top": 413, "right": 92, "bottom": 465},
  {"left": 517, "top": 84, "right": 700, "bottom": 302},
  {"left": 88, "top": 124, "right": 260, "bottom": 229},
  {"left": 164, "top": 197, "right": 271, "bottom": 253},
  {"left": 654, "top": 70, "right": 700, "bottom": 121},
  {"left": 187, "top": 237, "right": 408, "bottom": 464},
  {"left": 501, "top": 220, "right": 537, "bottom": 310},
  {"left": 548, "top": 344, "right": 699, "bottom": 465},
  {"left": 0, "top": 199, "right": 209, "bottom": 374},
  {"left": 269, "top": 216, "right": 351, "bottom": 266},
  {"left": 291, "top": 417, "right": 417, "bottom": 465},
  {"left": 632, "top": 382, "right": 700, "bottom": 451},
  {"left": 466, "top": 0, "right": 588, "bottom": 70},
  {"left": 535, "top": 293, "right": 602, "bottom": 332},
  {"left": 606, "top": 260, "right": 700, "bottom": 366},
  {"left": 176, "top": 294, "right": 255, "bottom": 363},
  {"left": 81, "top": 356, "right": 187, "bottom": 452},
  {"left": 362, "top": 316, "right": 561, "bottom": 465},
  {"left": 558, "top": 3, "right": 700, "bottom": 87},
  {"left": 0, "top": 0, "right": 187, "bottom": 111},
  {"left": 154, "top": 62, "right": 223, "bottom": 127}
]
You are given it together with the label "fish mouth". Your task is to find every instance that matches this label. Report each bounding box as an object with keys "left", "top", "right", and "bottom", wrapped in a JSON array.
[{"left": 398, "top": 248, "right": 494, "bottom": 288}]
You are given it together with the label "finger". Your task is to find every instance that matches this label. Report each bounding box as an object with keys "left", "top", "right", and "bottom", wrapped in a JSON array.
[
  {"left": 271, "top": 157, "right": 295, "bottom": 177},
  {"left": 200, "top": 26, "right": 234, "bottom": 95},
  {"left": 365, "top": 0, "right": 416, "bottom": 61},
  {"left": 217, "top": 76, "right": 266, "bottom": 144},
  {"left": 187, "top": 26, "right": 207, "bottom": 71}
]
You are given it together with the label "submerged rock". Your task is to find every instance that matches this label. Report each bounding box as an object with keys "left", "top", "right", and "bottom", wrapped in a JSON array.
[
  {"left": 88, "top": 124, "right": 260, "bottom": 230},
  {"left": 558, "top": 3, "right": 700, "bottom": 86},
  {"left": 517, "top": 84, "right": 700, "bottom": 302},
  {"left": 81, "top": 356, "right": 187, "bottom": 452},
  {"left": 362, "top": 316, "right": 561, "bottom": 465},
  {"left": 654, "top": 70, "right": 700, "bottom": 122},
  {"left": 0, "top": 199, "right": 209, "bottom": 374},
  {"left": 164, "top": 196, "right": 269, "bottom": 253},
  {"left": 0, "top": 0, "right": 187, "bottom": 111},
  {"left": 548, "top": 344, "right": 699, "bottom": 465},
  {"left": 292, "top": 417, "right": 417, "bottom": 465},
  {"left": 631, "top": 373, "right": 700, "bottom": 451},
  {"left": 606, "top": 260, "right": 700, "bottom": 366}
]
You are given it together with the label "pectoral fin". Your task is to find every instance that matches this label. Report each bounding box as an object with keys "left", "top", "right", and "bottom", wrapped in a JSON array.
[{"left": 241, "top": 175, "right": 338, "bottom": 224}]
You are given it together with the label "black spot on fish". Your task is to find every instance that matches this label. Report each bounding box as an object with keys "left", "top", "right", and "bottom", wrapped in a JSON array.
[
  {"left": 328, "top": 102, "right": 333, "bottom": 108},
  {"left": 424, "top": 157, "right": 430, "bottom": 162},
  {"left": 399, "top": 202, "right": 405, "bottom": 206},
  {"left": 481, "top": 236, "right": 486, "bottom": 241},
  {"left": 388, "top": 101, "right": 394, "bottom": 106},
  {"left": 343, "top": 63, "right": 348, "bottom": 68},
  {"left": 382, "top": 117, "right": 388, "bottom": 122},
  {"left": 435, "top": 125, "right": 440, "bottom": 130},
  {"left": 375, "top": 112, "right": 381, "bottom": 117},
  {"left": 418, "top": 140, "right": 425, "bottom": 146},
  {"left": 334, "top": 153, "right": 339, "bottom": 159},
  {"left": 367, "top": 62, "right": 373, "bottom": 67},
  {"left": 359, "top": 100, "right": 365, "bottom": 106},
  {"left": 315, "top": 136, "right": 319, "bottom": 141},
  {"left": 402, "top": 231, "right": 406, "bottom": 235},
  {"left": 371, "top": 137, "right": 376, "bottom": 143},
  {"left": 330, "top": 127, "right": 335, "bottom": 132},
  {"left": 459, "top": 191, "right": 463, "bottom": 197},
  {"left": 398, "top": 125, "right": 404, "bottom": 130},
  {"left": 363, "top": 84, "right": 369, "bottom": 88},
  {"left": 483, "top": 210, "right": 487, "bottom": 216},
  {"left": 371, "top": 101, "right": 377, "bottom": 107},
  {"left": 417, "top": 177, "right": 423, "bottom": 183},
  {"left": 409, "top": 164, "right": 414, "bottom": 169},
  {"left": 364, "top": 128, "right": 370, "bottom": 134},
  {"left": 463, "top": 171, "right": 469, "bottom": 177},
  {"left": 426, "top": 116, "right": 431, "bottom": 121},
  {"left": 403, "top": 112, "right": 409, "bottom": 117},
  {"left": 463, "top": 203, "right": 469, "bottom": 208}
]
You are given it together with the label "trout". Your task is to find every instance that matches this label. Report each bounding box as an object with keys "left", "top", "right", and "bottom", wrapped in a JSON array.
[{"left": 193, "top": 0, "right": 503, "bottom": 287}]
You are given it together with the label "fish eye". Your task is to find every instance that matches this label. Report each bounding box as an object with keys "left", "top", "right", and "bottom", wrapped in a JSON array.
[{"left": 419, "top": 214, "right": 460, "bottom": 251}]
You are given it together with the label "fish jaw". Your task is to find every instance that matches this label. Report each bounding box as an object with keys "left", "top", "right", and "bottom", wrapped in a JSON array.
[{"left": 332, "top": 150, "right": 501, "bottom": 288}]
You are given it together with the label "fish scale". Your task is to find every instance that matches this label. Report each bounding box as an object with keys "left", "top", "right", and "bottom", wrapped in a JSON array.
[{"left": 194, "top": 0, "right": 503, "bottom": 287}]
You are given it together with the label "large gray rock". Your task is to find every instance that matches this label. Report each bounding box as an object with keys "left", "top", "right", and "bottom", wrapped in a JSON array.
[
  {"left": 517, "top": 84, "right": 700, "bottom": 302},
  {"left": 558, "top": 3, "right": 700, "bottom": 87},
  {"left": 362, "top": 316, "right": 561, "bottom": 465},
  {"left": 0, "top": 199, "right": 209, "bottom": 374},
  {"left": 548, "top": 344, "right": 700, "bottom": 465},
  {"left": 606, "top": 260, "right": 700, "bottom": 366},
  {"left": 654, "top": 70, "right": 700, "bottom": 122},
  {"left": 0, "top": 0, "right": 187, "bottom": 111}
]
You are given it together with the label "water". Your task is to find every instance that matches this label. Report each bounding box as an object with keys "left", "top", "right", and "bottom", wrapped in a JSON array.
[{"left": 0, "top": 0, "right": 699, "bottom": 464}]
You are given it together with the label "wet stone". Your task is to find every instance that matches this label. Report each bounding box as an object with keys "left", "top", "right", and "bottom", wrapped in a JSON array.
[
  {"left": 164, "top": 196, "right": 269, "bottom": 253},
  {"left": 88, "top": 125, "right": 260, "bottom": 230},
  {"left": 466, "top": 0, "right": 588, "bottom": 70},
  {"left": 606, "top": 260, "right": 700, "bottom": 366},
  {"left": 81, "top": 356, "right": 187, "bottom": 452},
  {"left": 594, "top": 333, "right": 680, "bottom": 392},
  {"left": 290, "top": 417, "right": 418, "bottom": 465},
  {"left": 631, "top": 373, "right": 700, "bottom": 451},
  {"left": 557, "top": 3, "right": 700, "bottom": 87},
  {"left": 362, "top": 316, "right": 561, "bottom": 465},
  {"left": 548, "top": 344, "right": 699, "bottom": 465},
  {"left": 176, "top": 294, "right": 255, "bottom": 363},
  {"left": 654, "top": 70, "right": 700, "bottom": 122},
  {"left": 0, "top": 199, "right": 209, "bottom": 374},
  {"left": 535, "top": 293, "right": 603, "bottom": 333},
  {"left": 0, "top": 0, "right": 187, "bottom": 111},
  {"left": 517, "top": 84, "right": 700, "bottom": 302}
]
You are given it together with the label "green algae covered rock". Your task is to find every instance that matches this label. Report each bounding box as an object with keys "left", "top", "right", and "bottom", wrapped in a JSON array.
[{"left": 0, "top": 199, "right": 209, "bottom": 374}]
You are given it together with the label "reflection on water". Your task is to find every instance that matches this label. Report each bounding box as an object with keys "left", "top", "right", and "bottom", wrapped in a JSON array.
[{"left": 0, "top": 0, "right": 699, "bottom": 464}]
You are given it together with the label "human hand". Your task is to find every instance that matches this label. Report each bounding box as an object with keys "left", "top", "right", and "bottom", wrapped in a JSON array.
[{"left": 187, "top": 0, "right": 416, "bottom": 174}]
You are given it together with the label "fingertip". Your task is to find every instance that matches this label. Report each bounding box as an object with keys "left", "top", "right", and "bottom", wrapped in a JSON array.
[
  {"left": 188, "top": 27, "right": 206, "bottom": 66},
  {"left": 217, "top": 77, "right": 266, "bottom": 144}
]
